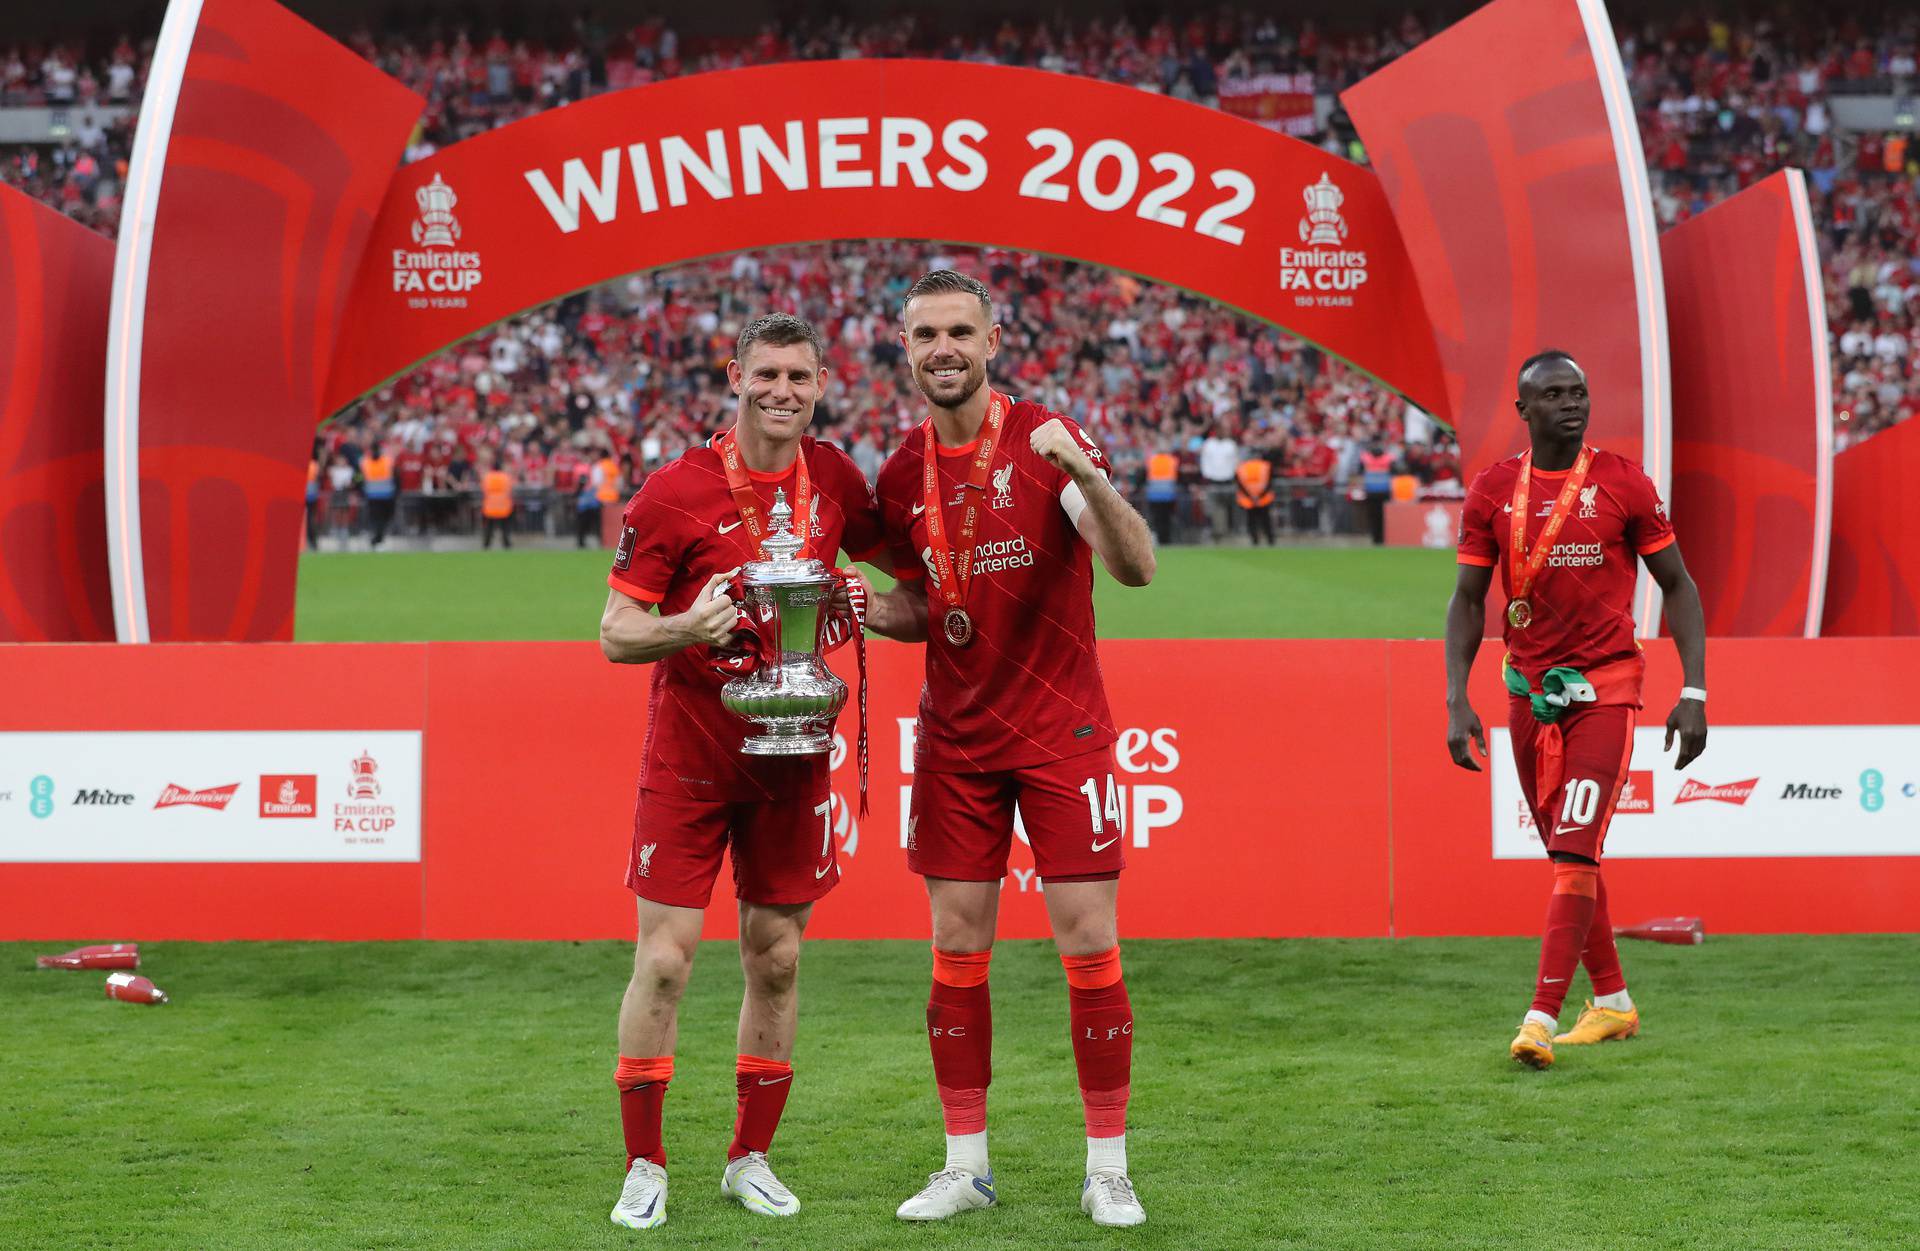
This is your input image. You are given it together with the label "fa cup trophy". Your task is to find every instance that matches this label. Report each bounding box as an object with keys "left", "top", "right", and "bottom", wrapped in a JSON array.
[{"left": 720, "top": 490, "right": 848, "bottom": 754}]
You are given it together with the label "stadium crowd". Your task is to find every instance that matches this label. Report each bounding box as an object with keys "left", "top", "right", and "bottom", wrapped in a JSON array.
[{"left": 5, "top": 8, "right": 1918, "bottom": 540}]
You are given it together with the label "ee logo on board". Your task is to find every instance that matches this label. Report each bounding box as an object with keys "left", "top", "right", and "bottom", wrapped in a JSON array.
[{"left": 1859, "top": 769, "right": 1884, "bottom": 813}]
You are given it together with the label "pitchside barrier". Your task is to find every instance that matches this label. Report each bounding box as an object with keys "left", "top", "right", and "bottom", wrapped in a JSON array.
[{"left": 2, "top": 638, "right": 1914, "bottom": 942}]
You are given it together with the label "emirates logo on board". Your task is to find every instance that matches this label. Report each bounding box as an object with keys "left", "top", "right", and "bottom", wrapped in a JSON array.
[{"left": 1616, "top": 771, "right": 1655, "bottom": 814}]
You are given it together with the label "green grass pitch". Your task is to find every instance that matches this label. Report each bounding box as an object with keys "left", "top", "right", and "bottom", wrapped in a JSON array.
[
  {"left": 293, "top": 546, "right": 1460, "bottom": 642},
  {"left": 4, "top": 937, "right": 1915, "bottom": 1249}
]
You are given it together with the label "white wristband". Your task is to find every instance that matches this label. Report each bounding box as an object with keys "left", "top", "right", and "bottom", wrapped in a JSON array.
[{"left": 1680, "top": 687, "right": 1707, "bottom": 703}]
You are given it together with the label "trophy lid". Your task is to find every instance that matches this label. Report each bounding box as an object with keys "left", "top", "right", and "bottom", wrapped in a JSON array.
[{"left": 742, "top": 488, "right": 829, "bottom": 584}]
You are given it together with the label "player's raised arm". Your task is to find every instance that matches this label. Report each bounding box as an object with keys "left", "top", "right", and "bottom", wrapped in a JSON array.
[
  {"left": 1031, "top": 418, "right": 1156, "bottom": 587},
  {"left": 599, "top": 572, "right": 738, "bottom": 665},
  {"left": 1643, "top": 542, "right": 1708, "bottom": 769},
  {"left": 1443, "top": 561, "right": 1493, "bottom": 770}
]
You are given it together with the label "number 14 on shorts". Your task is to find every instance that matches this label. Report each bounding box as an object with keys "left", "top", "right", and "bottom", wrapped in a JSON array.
[{"left": 1079, "top": 774, "right": 1124, "bottom": 848}]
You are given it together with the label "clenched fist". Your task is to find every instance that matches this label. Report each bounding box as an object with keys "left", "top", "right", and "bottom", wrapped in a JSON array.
[{"left": 1029, "top": 417, "right": 1099, "bottom": 483}]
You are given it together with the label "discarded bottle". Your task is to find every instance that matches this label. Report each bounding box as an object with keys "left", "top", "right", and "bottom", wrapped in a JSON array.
[
  {"left": 37, "top": 943, "right": 140, "bottom": 970},
  {"left": 1614, "top": 916, "right": 1704, "bottom": 945},
  {"left": 104, "top": 972, "right": 169, "bottom": 1004}
]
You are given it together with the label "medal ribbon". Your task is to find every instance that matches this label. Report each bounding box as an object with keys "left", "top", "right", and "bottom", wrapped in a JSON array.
[
  {"left": 1507, "top": 445, "right": 1595, "bottom": 607},
  {"left": 920, "top": 390, "right": 1008, "bottom": 616},
  {"left": 715, "top": 427, "right": 812, "bottom": 558}
]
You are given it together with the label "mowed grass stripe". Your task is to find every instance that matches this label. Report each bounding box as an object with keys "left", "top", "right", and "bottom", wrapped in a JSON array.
[{"left": 294, "top": 547, "right": 1459, "bottom": 642}]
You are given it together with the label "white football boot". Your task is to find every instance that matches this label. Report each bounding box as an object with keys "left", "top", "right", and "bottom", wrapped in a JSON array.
[
  {"left": 610, "top": 1159, "right": 668, "bottom": 1229},
  {"left": 896, "top": 1167, "right": 997, "bottom": 1220},
  {"left": 1081, "top": 1169, "right": 1147, "bottom": 1227},
  {"left": 721, "top": 1151, "right": 800, "bottom": 1216}
]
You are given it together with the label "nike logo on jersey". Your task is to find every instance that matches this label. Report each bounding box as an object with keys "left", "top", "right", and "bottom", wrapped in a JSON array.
[
  {"left": 814, "top": 862, "right": 835, "bottom": 880},
  {"left": 1091, "top": 836, "right": 1119, "bottom": 853},
  {"left": 717, "top": 519, "right": 745, "bottom": 534},
  {"left": 911, "top": 502, "right": 926, "bottom": 516}
]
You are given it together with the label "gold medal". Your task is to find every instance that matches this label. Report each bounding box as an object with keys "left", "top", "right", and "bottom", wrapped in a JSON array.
[
  {"left": 921, "top": 392, "right": 1006, "bottom": 652},
  {"left": 1505, "top": 447, "right": 1593, "bottom": 635}
]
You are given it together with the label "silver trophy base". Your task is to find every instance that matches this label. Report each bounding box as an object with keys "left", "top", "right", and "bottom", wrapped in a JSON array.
[{"left": 740, "top": 728, "right": 834, "bottom": 756}]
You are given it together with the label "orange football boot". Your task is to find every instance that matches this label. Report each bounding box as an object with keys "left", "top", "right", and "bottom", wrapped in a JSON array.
[
  {"left": 1509, "top": 1019, "right": 1555, "bottom": 1069},
  {"left": 1553, "top": 1000, "right": 1640, "bottom": 1045}
]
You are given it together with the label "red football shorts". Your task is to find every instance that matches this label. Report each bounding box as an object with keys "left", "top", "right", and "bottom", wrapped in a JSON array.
[
  {"left": 1507, "top": 700, "right": 1638, "bottom": 862},
  {"left": 626, "top": 787, "right": 840, "bottom": 909},
  {"left": 907, "top": 746, "right": 1125, "bottom": 882}
]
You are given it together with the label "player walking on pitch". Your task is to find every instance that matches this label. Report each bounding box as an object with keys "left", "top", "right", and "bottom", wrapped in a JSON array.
[
  {"left": 860, "top": 271, "right": 1158, "bottom": 1227},
  {"left": 1444, "top": 351, "right": 1709, "bottom": 1069},
  {"left": 598, "top": 314, "right": 883, "bottom": 1228}
]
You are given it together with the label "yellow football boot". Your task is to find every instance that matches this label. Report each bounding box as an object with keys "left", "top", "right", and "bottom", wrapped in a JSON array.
[
  {"left": 1553, "top": 1000, "right": 1640, "bottom": 1045},
  {"left": 1509, "top": 1019, "right": 1554, "bottom": 1069}
]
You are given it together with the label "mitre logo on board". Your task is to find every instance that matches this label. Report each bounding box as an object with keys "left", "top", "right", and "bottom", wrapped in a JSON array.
[
  {"left": 1280, "top": 173, "right": 1369, "bottom": 309},
  {"left": 393, "top": 173, "right": 483, "bottom": 309}
]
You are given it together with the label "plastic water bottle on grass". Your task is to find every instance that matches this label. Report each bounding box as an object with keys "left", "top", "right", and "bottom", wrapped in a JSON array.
[{"left": 104, "top": 972, "right": 169, "bottom": 1004}]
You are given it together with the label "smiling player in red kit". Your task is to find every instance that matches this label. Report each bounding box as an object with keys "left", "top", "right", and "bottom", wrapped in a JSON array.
[
  {"left": 597, "top": 312, "right": 883, "bottom": 1230},
  {"left": 860, "top": 270, "right": 1159, "bottom": 1228}
]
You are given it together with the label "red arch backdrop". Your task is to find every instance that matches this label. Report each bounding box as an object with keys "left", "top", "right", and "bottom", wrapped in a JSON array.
[{"left": 322, "top": 59, "right": 1449, "bottom": 419}]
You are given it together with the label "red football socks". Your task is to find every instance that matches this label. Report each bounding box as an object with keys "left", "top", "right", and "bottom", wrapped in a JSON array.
[
  {"left": 1062, "top": 947, "right": 1132, "bottom": 1138},
  {"left": 1580, "top": 871, "right": 1628, "bottom": 996},
  {"left": 728, "top": 1054, "right": 794, "bottom": 1160},
  {"left": 928, "top": 947, "right": 993, "bottom": 1135},
  {"left": 1531, "top": 862, "right": 1600, "bottom": 1017},
  {"left": 614, "top": 1055, "right": 673, "bottom": 1169}
]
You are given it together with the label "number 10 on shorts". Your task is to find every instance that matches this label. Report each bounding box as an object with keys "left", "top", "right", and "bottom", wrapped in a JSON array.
[
  {"left": 1079, "top": 774, "right": 1124, "bottom": 837},
  {"left": 1559, "top": 778, "right": 1601, "bottom": 827}
]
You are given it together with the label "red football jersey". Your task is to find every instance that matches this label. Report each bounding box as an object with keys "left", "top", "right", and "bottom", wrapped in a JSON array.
[
  {"left": 608, "top": 435, "right": 885, "bottom": 801},
  {"left": 1457, "top": 448, "right": 1675, "bottom": 679},
  {"left": 876, "top": 398, "right": 1116, "bottom": 774}
]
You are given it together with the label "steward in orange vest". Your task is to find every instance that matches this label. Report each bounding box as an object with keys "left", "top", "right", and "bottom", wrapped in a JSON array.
[
  {"left": 1236, "top": 455, "right": 1278, "bottom": 546},
  {"left": 481, "top": 461, "right": 515, "bottom": 549},
  {"left": 1235, "top": 457, "right": 1275, "bottom": 508}
]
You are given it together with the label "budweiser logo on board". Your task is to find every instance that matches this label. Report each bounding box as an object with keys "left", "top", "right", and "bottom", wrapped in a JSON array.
[
  {"left": 1674, "top": 778, "right": 1759, "bottom": 806},
  {"left": 155, "top": 783, "right": 241, "bottom": 811}
]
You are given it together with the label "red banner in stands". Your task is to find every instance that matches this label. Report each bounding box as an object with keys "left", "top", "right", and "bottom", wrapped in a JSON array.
[
  {"left": 3, "top": 639, "right": 1914, "bottom": 941},
  {"left": 1661, "top": 171, "right": 1831, "bottom": 637},
  {"left": 1823, "top": 415, "right": 1920, "bottom": 636},
  {"left": 320, "top": 58, "right": 1448, "bottom": 421},
  {"left": 1342, "top": 0, "right": 1670, "bottom": 634},
  {"left": 107, "top": 0, "right": 422, "bottom": 642},
  {"left": 0, "top": 187, "right": 115, "bottom": 641}
]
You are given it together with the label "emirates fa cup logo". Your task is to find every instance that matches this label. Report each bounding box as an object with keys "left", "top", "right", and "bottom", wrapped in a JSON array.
[
  {"left": 1299, "top": 173, "right": 1348, "bottom": 246},
  {"left": 347, "top": 751, "right": 382, "bottom": 800},
  {"left": 413, "top": 174, "right": 461, "bottom": 248}
]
